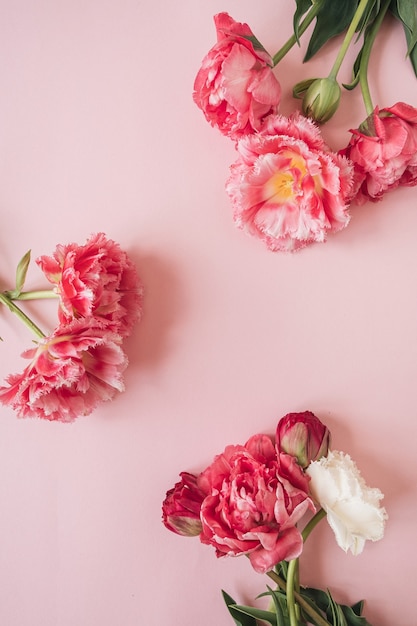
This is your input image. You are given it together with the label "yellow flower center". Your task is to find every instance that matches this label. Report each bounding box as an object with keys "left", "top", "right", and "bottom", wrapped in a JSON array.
[
  {"left": 263, "top": 153, "right": 308, "bottom": 204},
  {"left": 264, "top": 171, "right": 295, "bottom": 203}
]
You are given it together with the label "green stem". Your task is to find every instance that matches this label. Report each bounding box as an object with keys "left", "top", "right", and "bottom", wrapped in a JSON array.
[
  {"left": 294, "top": 558, "right": 300, "bottom": 594},
  {"left": 357, "top": 0, "right": 391, "bottom": 115},
  {"left": 272, "top": 0, "right": 324, "bottom": 66},
  {"left": 328, "top": 0, "right": 372, "bottom": 81},
  {"left": 302, "top": 508, "right": 327, "bottom": 542},
  {"left": 271, "top": 510, "right": 327, "bottom": 625},
  {"left": 6, "top": 289, "right": 58, "bottom": 301},
  {"left": 0, "top": 292, "right": 46, "bottom": 339},
  {"left": 266, "top": 570, "right": 332, "bottom": 626},
  {"left": 286, "top": 559, "right": 299, "bottom": 626}
]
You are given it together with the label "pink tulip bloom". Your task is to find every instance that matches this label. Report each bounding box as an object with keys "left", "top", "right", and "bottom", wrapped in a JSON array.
[
  {"left": 276, "top": 411, "right": 331, "bottom": 469},
  {"left": 193, "top": 13, "right": 281, "bottom": 139},
  {"left": 0, "top": 319, "right": 128, "bottom": 422},
  {"left": 37, "top": 233, "right": 143, "bottom": 338},
  {"left": 226, "top": 113, "right": 353, "bottom": 252},
  {"left": 197, "top": 434, "right": 315, "bottom": 573},
  {"left": 340, "top": 102, "right": 417, "bottom": 204}
]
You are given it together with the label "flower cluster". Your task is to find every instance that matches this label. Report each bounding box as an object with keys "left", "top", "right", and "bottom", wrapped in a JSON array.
[
  {"left": 193, "top": 3, "right": 417, "bottom": 251},
  {"left": 162, "top": 411, "right": 387, "bottom": 626},
  {"left": 0, "top": 233, "right": 143, "bottom": 422}
]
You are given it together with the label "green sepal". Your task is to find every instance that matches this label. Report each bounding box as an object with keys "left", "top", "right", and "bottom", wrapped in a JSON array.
[
  {"left": 239, "top": 34, "right": 273, "bottom": 62},
  {"left": 222, "top": 591, "right": 258, "bottom": 626},
  {"left": 293, "top": 78, "right": 317, "bottom": 98}
]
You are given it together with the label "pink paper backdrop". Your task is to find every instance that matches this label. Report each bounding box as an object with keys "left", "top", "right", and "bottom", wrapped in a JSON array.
[{"left": 0, "top": 1, "right": 415, "bottom": 624}]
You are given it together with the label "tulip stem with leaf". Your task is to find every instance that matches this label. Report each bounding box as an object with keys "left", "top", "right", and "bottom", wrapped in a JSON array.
[
  {"left": 326, "top": 0, "right": 371, "bottom": 83},
  {"left": 272, "top": 0, "right": 324, "bottom": 66},
  {"left": 0, "top": 250, "right": 58, "bottom": 340},
  {"left": 355, "top": 0, "right": 391, "bottom": 116},
  {"left": 0, "top": 292, "right": 46, "bottom": 339},
  {"left": 292, "top": 0, "right": 375, "bottom": 123},
  {"left": 271, "top": 509, "right": 329, "bottom": 626}
]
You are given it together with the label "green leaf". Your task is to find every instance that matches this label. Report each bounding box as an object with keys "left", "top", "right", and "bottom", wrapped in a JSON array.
[
  {"left": 294, "top": 0, "right": 313, "bottom": 43},
  {"left": 340, "top": 603, "right": 372, "bottom": 626},
  {"left": 300, "top": 586, "right": 330, "bottom": 610},
  {"left": 258, "top": 587, "right": 292, "bottom": 626},
  {"left": 275, "top": 560, "right": 289, "bottom": 582},
  {"left": 350, "top": 600, "right": 365, "bottom": 615},
  {"left": 14, "top": 250, "right": 31, "bottom": 297},
  {"left": 328, "top": 591, "right": 348, "bottom": 626},
  {"left": 390, "top": 0, "right": 417, "bottom": 75},
  {"left": 342, "top": 14, "right": 375, "bottom": 91},
  {"left": 393, "top": 0, "right": 417, "bottom": 49},
  {"left": 303, "top": 0, "right": 360, "bottom": 61},
  {"left": 222, "top": 591, "right": 258, "bottom": 626},
  {"left": 356, "top": 0, "right": 381, "bottom": 36},
  {"left": 300, "top": 587, "right": 373, "bottom": 626},
  {"left": 230, "top": 604, "right": 278, "bottom": 626}
]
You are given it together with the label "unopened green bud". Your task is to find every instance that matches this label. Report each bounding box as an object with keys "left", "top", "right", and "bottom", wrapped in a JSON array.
[{"left": 301, "top": 77, "right": 341, "bottom": 124}]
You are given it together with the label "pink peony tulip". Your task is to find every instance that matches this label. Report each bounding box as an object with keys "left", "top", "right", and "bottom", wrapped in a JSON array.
[
  {"left": 0, "top": 319, "right": 128, "bottom": 422},
  {"left": 197, "top": 434, "right": 315, "bottom": 573},
  {"left": 226, "top": 113, "right": 353, "bottom": 251},
  {"left": 193, "top": 13, "right": 281, "bottom": 139},
  {"left": 162, "top": 472, "right": 205, "bottom": 537},
  {"left": 340, "top": 102, "right": 417, "bottom": 204},
  {"left": 276, "top": 411, "right": 331, "bottom": 468},
  {"left": 37, "top": 233, "right": 143, "bottom": 338}
]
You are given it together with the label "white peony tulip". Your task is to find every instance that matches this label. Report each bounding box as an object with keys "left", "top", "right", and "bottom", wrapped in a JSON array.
[{"left": 306, "top": 450, "right": 388, "bottom": 555}]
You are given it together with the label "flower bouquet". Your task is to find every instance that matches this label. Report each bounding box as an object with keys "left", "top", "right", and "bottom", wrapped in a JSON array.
[
  {"left": 162, "top": 411, "right": 387, "bottom": 626},
  {"left": 0, "top": 233, "right": 143, "bottom": 422},
  {"left": 193, "top": 1, "right": 417, "bottom": 251}
]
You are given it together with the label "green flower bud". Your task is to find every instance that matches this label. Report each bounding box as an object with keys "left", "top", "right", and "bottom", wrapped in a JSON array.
[{"left": 301, "top": 77, "right": 341, "bottom": 124}]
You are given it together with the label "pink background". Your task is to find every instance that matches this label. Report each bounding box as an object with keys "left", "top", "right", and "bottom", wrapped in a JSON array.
[{"left": 0, "top": 1, "right": 415, "bottom": 624}]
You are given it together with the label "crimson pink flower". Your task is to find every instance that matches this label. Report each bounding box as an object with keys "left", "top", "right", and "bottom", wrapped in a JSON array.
[
  {"left": 36, "top": 233, "right": 142, "bottom": 338},
  {"left": 162, "top": 472, "right": 205, "bottom": 537},
  {"left": 0, "top": 319, "right": 128, "bottom": 422},
  {"left": 226, "top": 113, "right": 353, "bottom": 252},
  {"left": 276, "top": 411, "right": 331, "bottom": 469},
  {"left": 196, "top": 434, "right": 315, "bottom": 573},
  {"left": 193, "top": 12, "right": 281, "bottom": 139},
  {"left": 340, "top": 102, "right": 417, "bottom": 204}
]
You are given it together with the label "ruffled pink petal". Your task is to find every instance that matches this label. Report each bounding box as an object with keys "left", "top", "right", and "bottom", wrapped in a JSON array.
[{"left": 248, "top": 526, "right": 303, "bottom": 573}]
